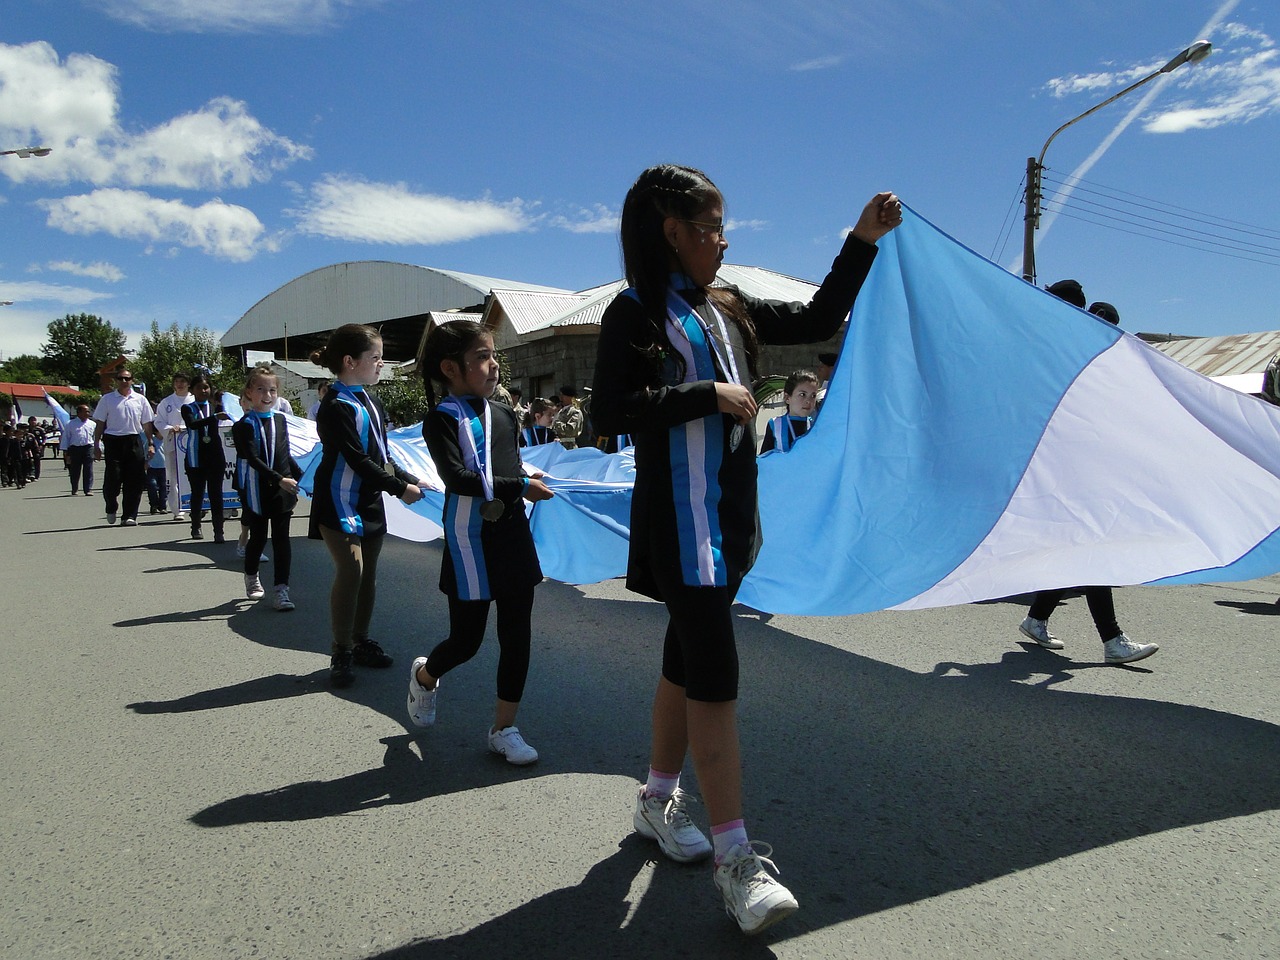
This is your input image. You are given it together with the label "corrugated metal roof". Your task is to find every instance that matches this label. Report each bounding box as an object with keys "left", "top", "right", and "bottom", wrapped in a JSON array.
[
  {"left": 1150, "top": 330, "right": 1280, "bottom": 377},
  {"left": 488, "top": 290, "right": 596, "bottom": 336}
]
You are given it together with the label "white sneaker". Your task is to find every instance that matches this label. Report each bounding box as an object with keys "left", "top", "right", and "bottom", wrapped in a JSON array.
[
  {"left": 273, "top": 584, "right": 294, "bottom": 612},
  {"left": 488, "top": 726, "right": 538, "bottom": 765},
  {"left": 1019, "top": 616, "right": 1064, "bottom": 650},
  {"left": 244, "top": 573, "right": 265, "bottom": 600},
  {"left": 1104, "top": 633, "right": 1159, "bottom": 664},
  {"left": 634, "top": 787, "right": 712, "bottom": 862},
  {"left": 122, "top": 517, "right": 137, "bottom": 526},
  {"left": 714, "top": 841, "right": 798, "bottom": 936},
  {"left": 235, "top": 543, "right": 246, "bottom": 558},
  {"left": 173, "top": 512, "right": 187, "bottom": 522},
  {"left": 406, "top": 657, "right": 438, "bottom": 727}
]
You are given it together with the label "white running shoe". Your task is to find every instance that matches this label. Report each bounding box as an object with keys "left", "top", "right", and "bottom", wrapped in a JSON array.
[
  {"left": 1019, "top": 616, "right": 1064, "bottom": 650},
  {"left": 1104, "top": 633, "right": 1159, "bottom": 664},
  {"left": 488, "top": 726, "right": 538, "bottom": 765},
  {"left": 173, "top": 512, "right": 187, "bottom": 522},
  {"left": 633, "top": 787, "right": 712, "bottom": 862},
  {"left": 244, "top": 573, "right": 265, "bottom": 600},
  {"left": 273, "top": 584, "right": 294, "bottom": 611},
  {"left": 714, "top": 841, "right": 799, "bottom": 936},
  {"left": 406, "top": 657, "right": 438, "bottom": 727}
]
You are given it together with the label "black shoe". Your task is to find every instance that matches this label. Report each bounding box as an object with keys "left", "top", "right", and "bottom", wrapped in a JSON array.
[
  {"left": 351, "top": 639, "right": 393, "bottom": 668},
  {"left": 213, "top": 533, "right": 226, "bottom": 544},
  {"left": 329, "top": 652, "right": 355, "bottom": 688},
  {"left": 191, "top": 527, "right": 204, "bottom": 540}
]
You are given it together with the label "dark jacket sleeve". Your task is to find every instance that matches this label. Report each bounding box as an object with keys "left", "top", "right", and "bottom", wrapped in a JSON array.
[
  {"left": 746, "top": 233, "right": 879, "bottom": 345},
  {"left": 590, "top": 294, "right": 720, "bottom": 437},
  {"left": 759, "top": 419, "right": 777, "bottom": 453},
  {"left": 317, "top": 396, "right": 411, "bottom": 497}
]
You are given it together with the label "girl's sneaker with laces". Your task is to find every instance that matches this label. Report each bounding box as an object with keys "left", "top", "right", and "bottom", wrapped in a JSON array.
[{"left": 273, "top": 584, "right": 294, "bottom": 611}]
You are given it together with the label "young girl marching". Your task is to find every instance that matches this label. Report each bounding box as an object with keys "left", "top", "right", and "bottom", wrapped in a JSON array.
[
  {"left": 309, "top": 324, "right": 425, "bottom": 689},
  {"left": 407, "top": 320, "right": 554, "bottom": 765},
  {"left": 591, "top": 164, "right": 900, "bottom": 935},
  {"left": 758, "top": 370, "right": 820, "bottom": 454},
  {"left": 233, "top": 368, "right": 303, "bottom": 611},
  {"left": 181, "top": 373, "right": 232, "bottom": 542}
]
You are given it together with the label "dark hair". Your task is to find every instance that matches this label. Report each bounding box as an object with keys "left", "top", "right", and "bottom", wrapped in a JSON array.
[
  {"left": 310, "top": 323, "right": 382, "bottom": 375},
  {"left": 559, "top": 384, "right": 578, "bottom": 398},
  {"left": 620, "top": 164, "right": 760, "bottom": 380},
  {"left": 784, "top": 370, "right": 819, "bottom": 395},
  {"left": 189, "top": 372, "right": 212, "bottom": 390},
  {"left": 416, "top": 319, "right": 492, "bottom": 409},
  {"left": 529, "top": 397, "right": 552, "bottom": 416}
]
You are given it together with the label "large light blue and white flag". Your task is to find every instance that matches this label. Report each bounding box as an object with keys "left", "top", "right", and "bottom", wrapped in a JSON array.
[{"left": 738, "top": 207, "right": 1280, "bottom": 613}]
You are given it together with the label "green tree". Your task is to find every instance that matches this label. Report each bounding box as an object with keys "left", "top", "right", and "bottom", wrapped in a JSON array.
[
  {"left": 0, "top": 354, "right": 52, "bottom": 384},
  {"left": 133, "top": 321, "right": 236, "bottom": 398},
  {"left": 373, "top": 372, "right": 429, "bottom": 427},
  {"left": 42, "top": 313, "right": 127, "bottom": 391}
]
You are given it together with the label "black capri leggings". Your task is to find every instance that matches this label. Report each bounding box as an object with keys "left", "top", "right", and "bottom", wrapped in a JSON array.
[
  {"left": 425, "top": 586, "right": 535, "bottom": 703},
  {"left": 654, "top": 570, "right": 743, "bottom": 704}
]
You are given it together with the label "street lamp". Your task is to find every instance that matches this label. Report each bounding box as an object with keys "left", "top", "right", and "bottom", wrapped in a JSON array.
[
  {"left": 0, "top": 147, "right": 52, "bottom": 158},
  {"left": 1022, "top": 40, "right": 1211, "bottom": 284}
]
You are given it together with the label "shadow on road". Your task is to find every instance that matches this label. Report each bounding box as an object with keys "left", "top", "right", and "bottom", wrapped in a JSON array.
[{"left": 121, "top": 536, "right": 1280, "bottom": 952}]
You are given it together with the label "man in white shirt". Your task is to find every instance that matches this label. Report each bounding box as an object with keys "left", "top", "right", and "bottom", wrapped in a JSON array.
[
  {"left": 153, "top": 372, "right": 192, "bottom": 521},
  {"left": 59, "top": 404, "right": 97, "bottom": 496},
  {"left": 92, "top": 369, "right": 156, "bottom": 526}
]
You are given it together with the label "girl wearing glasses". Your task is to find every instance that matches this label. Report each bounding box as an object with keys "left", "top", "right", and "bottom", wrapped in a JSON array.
[{"left": 591, "top": 163, "right": 901, "bottom": 935}]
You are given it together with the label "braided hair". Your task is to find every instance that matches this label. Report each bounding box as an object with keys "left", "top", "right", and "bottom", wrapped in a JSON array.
[
  {"left": 620, "top": 164, "right": 760, "bottom": 381},
  {"left": 416, "top": 318, "right": 491, "bottom": 410}
]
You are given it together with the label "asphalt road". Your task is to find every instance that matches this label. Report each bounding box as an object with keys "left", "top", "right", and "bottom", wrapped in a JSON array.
[{"left": 2, "top": 479, "right": 1278, "bottom": 959}]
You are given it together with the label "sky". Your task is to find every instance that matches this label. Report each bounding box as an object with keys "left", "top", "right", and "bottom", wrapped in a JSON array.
[{"left": 1, "top": 0, "right": 1278, "bottom": 370}]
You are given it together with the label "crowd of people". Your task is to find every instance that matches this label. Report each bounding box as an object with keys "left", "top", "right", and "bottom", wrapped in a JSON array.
[{"left": 12, "top": 163, "right": 1172, "bottom": 939}]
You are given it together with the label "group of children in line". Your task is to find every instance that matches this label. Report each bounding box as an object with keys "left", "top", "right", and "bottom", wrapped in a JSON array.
[{"left": 0, "top": 421, "right": 45, "bottom": 488}]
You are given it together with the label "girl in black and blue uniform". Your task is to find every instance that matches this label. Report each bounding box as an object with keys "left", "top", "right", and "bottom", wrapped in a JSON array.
[
  {"left": 233, "top": 368, "right": 303, "bottom": 611},
  {"left": 308, "top": 324, "right": 424, "bottom": 688},
  {"left": 758, "top": 370, "right": 820, "bottom": 454},
  {"left": 181, "top": 373, "right": 231, "bottom": 542},
  {"left": 591, "top": 164, "right": 901, "bottom": 935},
  {"left": 406, "top": 319, "right": 554, "bottom": 766}
]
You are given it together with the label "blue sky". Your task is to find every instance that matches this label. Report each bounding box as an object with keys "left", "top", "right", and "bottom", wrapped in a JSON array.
[{"left": 1, "top": 0, "right": 1277, "bottom": 368}]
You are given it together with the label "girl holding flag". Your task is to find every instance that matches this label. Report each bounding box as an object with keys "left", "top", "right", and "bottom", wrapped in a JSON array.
[
  {"left": 591, "top": 164, "right": 900, "bottom": 935},
  {"left": 309, "top": 324, "right": 424, "bottom": 689},
  {"left": 407, "top": 320, "right": 554, "bottom": 765},
  {"left": 232, "top": 368, "right": 303, "bottom": 611}
]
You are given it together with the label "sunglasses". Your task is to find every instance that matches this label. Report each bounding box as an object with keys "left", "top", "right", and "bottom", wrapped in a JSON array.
[{"left": 117, "top": 376, "right": 134, "bottom": 381}]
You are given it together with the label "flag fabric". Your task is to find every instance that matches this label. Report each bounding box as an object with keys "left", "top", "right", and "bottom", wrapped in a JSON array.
[
  {"left": 737, "top": 206, "right": 1280, "bottom": 613},
  {"left": 42, "top": 391, "right": 71, "bottom": 428},
  {"left": 295, "top": 206, "right": 1280, "bottom": 615}
]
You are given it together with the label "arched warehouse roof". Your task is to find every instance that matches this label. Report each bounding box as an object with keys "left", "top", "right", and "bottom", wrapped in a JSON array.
[{"left": 221, "top": 261, "right": 570, "bottom": 361}]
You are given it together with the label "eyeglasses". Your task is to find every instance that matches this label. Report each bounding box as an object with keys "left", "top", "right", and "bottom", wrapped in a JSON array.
[
  {"left": 680, "top": 219, "right": 727, "bottom": 240},
  {"left": 117, "top": 376, "right": 133, "bottom": 381}
]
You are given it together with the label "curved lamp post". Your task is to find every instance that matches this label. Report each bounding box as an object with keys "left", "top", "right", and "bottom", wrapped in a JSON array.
[
  {"left": 0, "top": 147, "right": 52, "bottom": 159},
  {"left": 1022, "top": 40, "right": 1211, "bottom": 284}
]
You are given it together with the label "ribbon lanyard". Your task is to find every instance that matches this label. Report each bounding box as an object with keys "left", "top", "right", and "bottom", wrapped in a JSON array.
[
  {"left": 669, "top": 291, "right": 742, "bottom": 387},
  {"left": 442, "top": 396, "right": 496, "bottom": 504},
  {"left": 334, "top": 383, "right": 387, "bottom": 462},
  {"left": 260, "top": 414, "right": 275, "bottom": 470}
]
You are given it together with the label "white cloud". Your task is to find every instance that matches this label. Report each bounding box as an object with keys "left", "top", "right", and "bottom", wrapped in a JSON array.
[
  {"left": 791, "top": 55, "right": 843, "bottom": 72},
  {"left": 44, "top": 260, "right": 126, "bottom": 282},
  {"left": 38, "top": 189, "right": 274, "bottom": 261},
  {"left": 0, "top": 279, "right": 115, "bottom": 305},
  {"left": 88, "top": 0, "right": 391, "bottom": 33},
  {"left": 0, "top": 42, "right": 311, "bottom": 189},
  {"left": 1042, "top": 23, "right": 1280, "bottom": 134},
  {"left": 551, "top": 204, "right": 618, "bottom": 235},
  {"left": 292, "top": 176, "right": 536, "bottom": 245}
]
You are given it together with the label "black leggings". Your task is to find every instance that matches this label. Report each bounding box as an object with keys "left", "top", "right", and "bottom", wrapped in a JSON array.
[
  {"left": 186, "top": 465, "right": 225, "bottom": 534},
  {"left": 1028, "top": 586, "right": 1121, "bottom": 643},
  {"left": 426, "top": 588, "right": 535, "bottom": 704},
  {"left": 244, "top": 509, "right": 292, "bottom": 585},
  {"left": 652, "top": 567, "right": 743, "bottom": 704}
]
